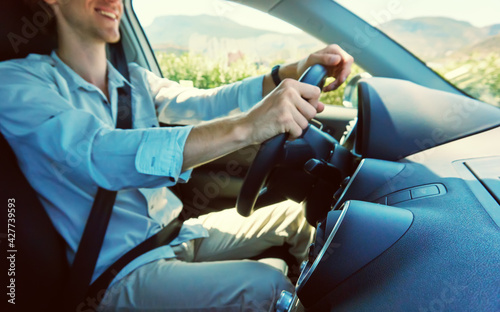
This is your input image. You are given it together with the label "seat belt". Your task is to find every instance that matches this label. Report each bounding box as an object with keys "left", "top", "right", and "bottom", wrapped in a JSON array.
[
  {"left": 63, "top": 36, "right": 182, "bottom": 311},
  {"left": 87, "top": 218, "right": 183, "bottom": 300},
  {"left": 62, "top": 38, "right": 133, "bottom": 311}
]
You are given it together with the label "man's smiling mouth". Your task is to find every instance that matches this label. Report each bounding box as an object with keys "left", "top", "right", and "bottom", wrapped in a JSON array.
[{"left": 96, "top": 9, "right": 118, "bottom": 20}]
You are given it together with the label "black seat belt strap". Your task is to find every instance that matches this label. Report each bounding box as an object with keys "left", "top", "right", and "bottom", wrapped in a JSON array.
[
  {"left": 87, "top": 218, "right": 183, "bottom": 299},
  {"left": 64, "top": 34, "right": 184, "bottom": 312},
  {"left": 111, "top": 37, "right": 133, "bottom": 131},
  {"left": 64, "top": 189, "right": 118, "bottom": 310},
  {"left": 63, "top": 35, "right": 133, "bottom": 311}
]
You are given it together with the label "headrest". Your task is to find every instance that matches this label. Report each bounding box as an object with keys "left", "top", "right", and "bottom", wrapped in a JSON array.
[{"left": 0, "top": 0, "right": 57, "bottom": 62}]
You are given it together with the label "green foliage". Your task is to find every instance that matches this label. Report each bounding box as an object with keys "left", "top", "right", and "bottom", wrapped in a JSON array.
[
  {"left": 156, "top": 51, "right": 366, "bottom": 106},
  {"left": 156, "top": 50, "right": 500, "bottom": 108},
  {"left": 432, "top": 53, "right": 500, "bottom": 107},
  {"left": 156, "top": 52, "right": 268, "bottom": 89}
]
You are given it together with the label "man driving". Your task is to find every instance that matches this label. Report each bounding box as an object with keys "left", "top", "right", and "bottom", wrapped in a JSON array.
[{"left": 0, "top": 0, "right": 353, "bottom": 311}]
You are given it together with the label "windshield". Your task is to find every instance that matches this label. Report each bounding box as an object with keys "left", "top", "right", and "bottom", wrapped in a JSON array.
[
  {"left": 336, "top": 0, "right": 500, "bottom": 107},
  {"left": 133, "top": 0, "right": 365, "bottom": 107}
]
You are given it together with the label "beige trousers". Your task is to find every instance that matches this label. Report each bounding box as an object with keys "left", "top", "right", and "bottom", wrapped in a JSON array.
[{"left": 98, "top": 201, "right": 314, "bottom": 312}]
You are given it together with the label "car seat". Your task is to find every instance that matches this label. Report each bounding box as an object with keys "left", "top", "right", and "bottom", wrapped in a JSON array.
[{"left": 0, "top": 2, "right": 68, "bottom": 312}]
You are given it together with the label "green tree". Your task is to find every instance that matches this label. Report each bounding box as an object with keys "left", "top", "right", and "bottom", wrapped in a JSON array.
[
  {"left": 432, "top": 53, "right": 500, "bottom": 107},
  {"left": 156, "top": 51, "right": 366, "bottom": 106}
]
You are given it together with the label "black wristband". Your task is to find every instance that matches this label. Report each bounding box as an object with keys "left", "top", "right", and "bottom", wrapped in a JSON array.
[{"left": 271, "top": 65, "right": 281, "bottom": 86}]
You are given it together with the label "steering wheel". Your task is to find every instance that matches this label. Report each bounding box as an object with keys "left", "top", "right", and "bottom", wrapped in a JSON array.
[{"left": 236, "top": 65, "right": 328, "bottom": 217}]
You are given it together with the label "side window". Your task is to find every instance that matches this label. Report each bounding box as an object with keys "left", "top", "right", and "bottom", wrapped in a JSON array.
[{"left": 133, "top": 0, "right": 365, "bottom": 106}]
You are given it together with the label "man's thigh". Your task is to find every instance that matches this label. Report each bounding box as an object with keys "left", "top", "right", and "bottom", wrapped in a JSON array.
[
  {"left": 193, "top": 200, "right": 314, "bottom": 263},
  {"left": 98, "top": 258, "right": 294, "bottom": 312}
]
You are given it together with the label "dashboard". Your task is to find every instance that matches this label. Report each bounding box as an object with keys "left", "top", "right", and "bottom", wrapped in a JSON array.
[
  {"left": 342, "top": 78, "right": 500, "bottom": 160},
  {"left": 293, "top": 78, "right": 500, "bottom": 311}
]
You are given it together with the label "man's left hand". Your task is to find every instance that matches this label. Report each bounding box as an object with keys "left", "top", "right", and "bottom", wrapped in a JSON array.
[{"left": 291, "top": 44, "right": 354, "bottom": 92}]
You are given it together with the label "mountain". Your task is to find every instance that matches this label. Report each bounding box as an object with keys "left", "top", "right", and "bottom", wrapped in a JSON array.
[
  {"left": 145, "top": 15, "right": 499, "bottom": 62},
  {"left": 145, "top": 15, "right": 277, "bottom": 48},
  {"left": 484, "top": 24, "right": 500, "bottom": 36},
  {"left": 454, "top": 34, "right": 500, "bottom": 58},
  {"left": 145, "top": 15, "right": 323, "bottom": 61},
  {"left": 379, "top": 17, "right": 500, "bottom": 60}
]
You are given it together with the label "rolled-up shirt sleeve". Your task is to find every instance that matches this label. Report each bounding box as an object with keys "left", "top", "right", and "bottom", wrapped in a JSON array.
[
  {"left": 89, "top": 125, "right": 194, "bottom": 190},
  {"left": 135, "top": 126, "right": 193, "bottom": 180}
]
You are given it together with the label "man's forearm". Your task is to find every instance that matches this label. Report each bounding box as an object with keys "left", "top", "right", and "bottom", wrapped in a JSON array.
[{"left": 181, "top": 114, "right": 253, "bottom": 171}]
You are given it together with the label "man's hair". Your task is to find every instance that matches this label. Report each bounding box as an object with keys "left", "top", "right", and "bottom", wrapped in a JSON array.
[{"left": 23, "top": 0, "right": 57, "bottom": 36}]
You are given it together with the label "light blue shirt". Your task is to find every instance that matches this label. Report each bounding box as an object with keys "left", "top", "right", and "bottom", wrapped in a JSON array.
[{"left": 0, "top": 51, "right": 263, "bottom": 286}]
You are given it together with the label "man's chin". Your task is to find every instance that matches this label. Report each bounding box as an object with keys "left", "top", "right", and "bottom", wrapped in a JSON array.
[
  {"left": 107, "top": 36, "right": 121, "bottom": 44},
  {"left": 106, "top": 32, "right": 121, "bottom": 44},
  {"left": 98, "top": 27, "right": 121, "bottom": 44}
]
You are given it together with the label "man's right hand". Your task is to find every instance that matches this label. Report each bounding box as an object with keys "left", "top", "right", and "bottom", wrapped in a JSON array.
[
  {"left": 242, "top": 78, "right": 324, "bottom": 145},
  {"left": 182, "top": 79, "right": 324, "bottom": 171}
]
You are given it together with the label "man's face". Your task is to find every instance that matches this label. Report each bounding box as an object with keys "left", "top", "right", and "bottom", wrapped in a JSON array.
[{"left": 50, "top": 0, "right": 123, "bottom": 43}]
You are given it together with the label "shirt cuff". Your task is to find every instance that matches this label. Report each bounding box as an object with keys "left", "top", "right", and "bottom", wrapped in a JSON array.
[
  {"left": 238, "top": 75, "right": 264, "bottom": 112},
  {"left": 135, "top": 126, "right": 193, "bottom": 183}
]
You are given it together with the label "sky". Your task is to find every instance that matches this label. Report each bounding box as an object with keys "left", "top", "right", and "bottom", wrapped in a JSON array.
[
  {"left": 132, "top": 0, "right": 500, "bottom": 32},
  {"left": 336, "top": 0, "right": 500, "bottom": 27},
  {"left": 132, "top": 0, "right": 302, "bottom": 33}
]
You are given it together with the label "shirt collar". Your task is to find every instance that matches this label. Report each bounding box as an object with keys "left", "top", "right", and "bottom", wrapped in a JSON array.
[{"left": 50, "top": 50, "right": 131, "bottom": 94}]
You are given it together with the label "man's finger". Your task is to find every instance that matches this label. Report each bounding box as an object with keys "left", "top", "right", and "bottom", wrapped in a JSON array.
[
  {"left": 288, "top": 122, "right": 305, "bottom": 139},
  {"left": 317, "top": 101, "right": 325, "bottom": 113},
  {"left": 324, "top": 80, "right": 339, "bottom": 92},
  {"left": 308, "top": 52, "right": 341, "bottom": 68},
  {"left": 291, "top": 108, "right": 310, "bottom": 129},
  {"left": 338, "top": 50, "right": 354, "bottom": 79},
  {"left": 295, "top": 97, "right": 318, "bottom": 120},
  {"left": 294, "top": 81, "right": 321, "bottom": 101}
]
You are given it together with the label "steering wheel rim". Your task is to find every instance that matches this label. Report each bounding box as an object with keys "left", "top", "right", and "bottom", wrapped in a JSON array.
[
  {"left": 236, "top": 65, "right": 328, "bottom": 217},
  {"left": 236, "top": 133, "right": 287, "bottom": 216}
]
